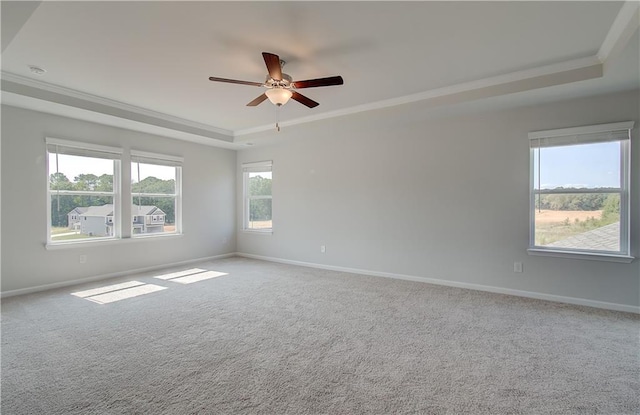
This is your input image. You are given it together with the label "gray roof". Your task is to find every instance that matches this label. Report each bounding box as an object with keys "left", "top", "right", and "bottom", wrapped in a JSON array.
[
  {"left": 547, "top": 222, "right": 620, "bottom": 252},
  {"left": 78, "top": 205, "right": 115, "bottom": 217},
  {"left": 68, "top": 207, "right": 88, "bottom": 214},
  {"left": 133, "top": 205, "right": 164, "bottom": 216},
  {"left": 69, "top": 204, "right": 165, "bottom": 217}
]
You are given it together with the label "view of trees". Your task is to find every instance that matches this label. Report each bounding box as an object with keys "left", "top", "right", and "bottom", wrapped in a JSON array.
[
  {"left": 50, "top": 173, "right": 176, "bottom": 226},
  {"left": 600, "top": 193, "right": 621, "bottom": 223},
  {"left": 536, "top": 190, "right": 620, "bottom": 224},
  {"left": 248, "top": 174, "right": 272, "bottom": 222},
  {"left": 535, "top": 189, "right": 617, "bottom": 212}
]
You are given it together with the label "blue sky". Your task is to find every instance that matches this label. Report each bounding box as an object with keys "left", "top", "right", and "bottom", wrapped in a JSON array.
[{"left": 534, "top": 141, "right": 620, "bottom": 189}]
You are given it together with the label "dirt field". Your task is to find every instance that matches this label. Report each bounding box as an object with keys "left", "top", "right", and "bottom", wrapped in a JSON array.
[
  {"left": 534, "top": 209, "right": 606, "bottom": 246},
  {"left": 248, "top": 220, "right": 272, "bottom": 229},
  {"left": 534, "top": 210, "right": 602, "bottom": 224}
]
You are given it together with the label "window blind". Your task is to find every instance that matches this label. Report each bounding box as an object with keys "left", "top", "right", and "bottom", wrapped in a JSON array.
[
  {"left": 131, "top": 150, "right": 183, "bottom": 167},
  {"left": 529, "top": 121, "right": 633, "bottom": 148},
  {"left": 46, "top": 138, "right": 122, "bottom": 160},
  {"left": 242, "top": 160, "right": 272, "bottom": 173}
]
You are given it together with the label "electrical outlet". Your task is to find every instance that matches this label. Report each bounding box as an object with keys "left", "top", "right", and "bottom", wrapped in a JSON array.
[
  {"left": 79, "top": 255, "right": 87, "bottom": 264},
  {"left": 320, "top": 245, "right": 326, "bottom": 253},
  {"left": 513, "top": 262, "right": 523, "bottom": 273}
]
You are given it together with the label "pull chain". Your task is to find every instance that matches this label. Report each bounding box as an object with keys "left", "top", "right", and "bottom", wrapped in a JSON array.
[
  {"left": 275, "top": 104, "right": 281, "bottom": 132},
  {"left": 537, "top": 138, "right": 541, "bottom": 213},
  {"left": 55, "top": 145, "right": 60, "bottom": 214}
]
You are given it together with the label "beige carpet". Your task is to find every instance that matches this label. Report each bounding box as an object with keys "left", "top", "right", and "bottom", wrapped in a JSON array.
[{"left": 2, "top": 257, "right": 639, "bottom": 414}]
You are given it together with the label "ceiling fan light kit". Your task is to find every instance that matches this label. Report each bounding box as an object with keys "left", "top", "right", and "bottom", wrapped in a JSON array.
[
  {"left": 265, "top": 87, "right": 293, "bottom": 106},
  {"left": 209, "top": 52, "right": 344, "bottom": 131}
]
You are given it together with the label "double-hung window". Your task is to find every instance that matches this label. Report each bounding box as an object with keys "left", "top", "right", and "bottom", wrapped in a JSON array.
[
  {"left": 131, "top": 150, "right": 183, "bottom": 237},
  {"left": 46, "top": 138, "right": 122, "bottom": 244},
  {"left": 528, "top": 122, "right": 633, "bottom": 261},
  {"left": 242, "top": 161, "right": 273, "bottom": 232}
]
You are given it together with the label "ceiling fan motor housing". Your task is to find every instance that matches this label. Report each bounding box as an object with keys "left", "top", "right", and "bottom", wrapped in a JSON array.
[{"left": 265, "top": 73, "right": 293, "bottom": 89}]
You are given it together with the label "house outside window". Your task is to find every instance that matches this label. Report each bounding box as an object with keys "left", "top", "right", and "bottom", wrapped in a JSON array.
[
  {"left": 242, "top": 161, "right": 273, "bottom": 232},
  {"left": 131, "top": 150, "right": 182, "bottom": 237},
  {"left": 47, "top": 138, "right": 122, "bottom": 244},
  {"left": 528, "top": 122, "right": 634, "bottom": 262}
]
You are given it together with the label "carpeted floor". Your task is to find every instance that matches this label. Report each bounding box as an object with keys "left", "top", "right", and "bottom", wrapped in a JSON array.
[{"left": 2, "top": 257, "right": 639, "bottom": 414}]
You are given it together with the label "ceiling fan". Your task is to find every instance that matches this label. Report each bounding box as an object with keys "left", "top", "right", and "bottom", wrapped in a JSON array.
[{"left": 208, "top": 52, "right": 344, "bottom": 108}]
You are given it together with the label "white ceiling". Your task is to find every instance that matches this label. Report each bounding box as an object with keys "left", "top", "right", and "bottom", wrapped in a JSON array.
[{"left": 1, "top": 1, "right": 639, "bottom": 146}]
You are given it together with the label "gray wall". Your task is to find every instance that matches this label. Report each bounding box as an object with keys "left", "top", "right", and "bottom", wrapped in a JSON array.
[
  {"left": 1, "top": 105, "right": 236, "bottom": 292},
  {"left": 237, "top": 90, "right": 640, "bottom": 308}
]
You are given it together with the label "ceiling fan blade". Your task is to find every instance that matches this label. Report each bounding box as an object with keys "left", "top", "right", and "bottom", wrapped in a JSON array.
[
  {"left": 246, "top": 93, "right": 268, "bottom": 106},
  {"left": 292, "top": 76, "right": 344, "bottom": 89},
  {"left": 262, "top": 52, "right": 283, "bottom": 81},
  {"left": 291, "top": 91, "right": 319, "bottom": 108},
  {"left": 209, "top": 76, "right": 264, "bottom": 87}
]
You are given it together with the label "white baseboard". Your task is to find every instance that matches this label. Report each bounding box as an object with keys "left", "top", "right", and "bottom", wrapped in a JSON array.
[
  {"left": 236, "top": 252, "right": 640, "bottom": 314},
  {"left": 0, "top": 253, "right": 236, "bottom": 298}
]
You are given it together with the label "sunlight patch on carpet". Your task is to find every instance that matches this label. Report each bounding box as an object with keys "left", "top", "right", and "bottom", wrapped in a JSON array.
[
  {"left": 71, "top": 281, "right": 167, "bottom": 304},
  {"left": 153, "top": 268, "right": 207, "bottom": 280},
  {"left": 154, "top": 269, "right": 228, "bottom": 284}
]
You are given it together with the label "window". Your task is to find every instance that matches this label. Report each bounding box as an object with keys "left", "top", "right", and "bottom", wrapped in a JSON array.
[
  {"left": 47, "top": 138, "right": 122, "bottom": 243},
  {"left": 528, "top": 122, "right": 633, "bottom": 260},
  {"left": 131, "top": 150, "right": 182, "bottom": 237},
  {"left": 242, "top": 161, "right": 272, "bottom": 232}
]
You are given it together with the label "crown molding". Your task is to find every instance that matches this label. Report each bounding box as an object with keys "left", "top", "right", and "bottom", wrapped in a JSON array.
[
  {"left": 598, "top": 0, "right": 640, "bottom": 63},
  {"left": 234, "top": 55, "right": 603, "bottom": 137},
  {"left": 1, "top": 71, "right": 234, "bottom": 139},
  {"left": 1, "top": 91, "right": 242, "bottom": 150}
]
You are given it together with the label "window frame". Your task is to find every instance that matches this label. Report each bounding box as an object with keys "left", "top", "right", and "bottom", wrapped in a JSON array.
[
  {"left": 130, "top": 150, "right": 183, "bottom": 238},
  {"left": 527, "top": 121, "right": 634, "bottom": 262},
  {"left": 242, "top": 160, "right": 273, "bottom": 234},
  {"left": 46, "top": 137, "right": 122, "bottom": 245}
]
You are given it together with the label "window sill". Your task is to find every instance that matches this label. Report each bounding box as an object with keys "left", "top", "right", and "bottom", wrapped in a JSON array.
[
  {"left": 45, "top": 233, "right": 183, "bottom": 250},
  {"left": 131, "top": 232, "right": 182, "bottom": 241},
  {"left": 241, "top": 229, "right": 273, "bottom": 235},
  {"left": 527, "top": 248, "right": 634, "bottom": 263}
]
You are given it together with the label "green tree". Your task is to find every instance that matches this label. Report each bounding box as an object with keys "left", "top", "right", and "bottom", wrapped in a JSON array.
[
  {"left": 50, "top": 173, "right": 74, "bottom": 227},
  {"left": 132, "top": 176, "right": 174, "bottom": 194},
  {"left": 96, "top": 174, "right": 113, "bottom": 191},
  {"left": 248, "top": 175, "right": 272, "bottom": 221},
  {"left": 249, "top": 175, "right": 271, "bottom": 196},
  {"left": 539, "top": 190, "right": 611, "bottom": 212},
  {"left": 74, "top": 174, "right": 99, "bottom": 191},
  {"left": 601, "top": 194, "right": 620, "bottom": 224}
]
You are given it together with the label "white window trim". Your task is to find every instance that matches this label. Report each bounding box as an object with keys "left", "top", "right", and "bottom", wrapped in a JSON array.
[
  {"left": 46, "top": 137, "right": 122, "bottom": 246},
  {"left": 131, "top": 150, "right": 183, "bottom": 237},
  {"left": 527, "top": 122, "right": 634, "bottom": 262},
  {"left": 242, "top": 160, "right": 273, "bottom": 234}
]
